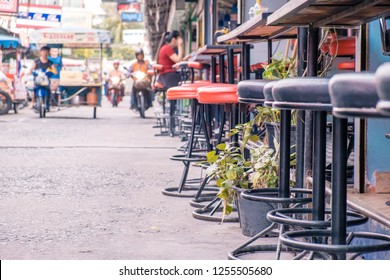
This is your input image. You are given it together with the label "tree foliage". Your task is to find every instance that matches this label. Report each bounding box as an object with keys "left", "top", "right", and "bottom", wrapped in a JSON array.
[{"left": 97, "top": 3, "right": 144, "bottom": 45}]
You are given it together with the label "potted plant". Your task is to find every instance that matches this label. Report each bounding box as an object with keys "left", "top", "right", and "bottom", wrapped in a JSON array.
[
  {"left": 261, "top": 54, "right": 296, "bottom": 80},
  {"left": 206, "top": 118, "right": 296, "bottom": 236}
]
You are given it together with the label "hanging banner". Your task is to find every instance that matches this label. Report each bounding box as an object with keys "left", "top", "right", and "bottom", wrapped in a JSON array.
[
  {"left": 0, "top": 0, "right": 18, "bottom": 13},
  {"left": 16, "top": 4, "right": 61, "bottom": 29}
]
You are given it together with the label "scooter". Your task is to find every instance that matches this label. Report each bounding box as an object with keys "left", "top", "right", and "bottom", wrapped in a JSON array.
[
  {"left": 33, "top": 69, "right": 53, "bottom": 118},
  {"left": 128, "top": 70, "right": 152, "bottom": 118},
  {"left": 0, "top": 90, "right": 12, "bottom": 115},
  {"left": 108, "top": 76, "right": 122, "bottom": 107},
  {"left": 0, "top": 72, "right": 12, "bottom": 115}
]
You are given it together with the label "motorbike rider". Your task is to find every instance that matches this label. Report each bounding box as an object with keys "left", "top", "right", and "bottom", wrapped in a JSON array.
[
  {"left": 29, "top": 46, "right": 58, "bottom": 110},
  {"left": 108, "top": 60, "right": 125, "bottom": 100},
  {"left": 127, "top": 48, "right": 152, "bottom": 110}
]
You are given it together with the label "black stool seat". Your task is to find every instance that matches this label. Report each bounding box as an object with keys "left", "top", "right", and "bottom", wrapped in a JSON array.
[
  {"left": 272, "top": 78, "right": 332, "bottom": 111},
  {"left": 263, "top": 81, "right": 278, "bottom": 108},
  {"left": 375, "top": 63, "right": 390, "bottom": 117},
  {"left": 329, "top": 73, "right": 383, "bottom": 118},
  {"left": 237, "top": 80, "right": 269, "bottom": 104}
]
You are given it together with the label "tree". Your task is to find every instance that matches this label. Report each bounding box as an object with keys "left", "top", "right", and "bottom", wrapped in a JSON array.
[{"left": 96, "top": 3, "right": 144, "bottom": 45}]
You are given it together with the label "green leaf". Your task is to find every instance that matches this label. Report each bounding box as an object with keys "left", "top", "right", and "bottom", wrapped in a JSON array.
[
  {"left": 222, "top": 179, "right": 234, "bottom": 188},
  {"left": 216, "top": 178, "right": 224, "bottom": 187},
  {"left": 226, "top": 169, "right": 237, "bottom": 180},
  {"left": 206, "top": 150, "right": 218, "bottom": 163},
  {"left": 224, "top": 204, "right": 233, "bottom": 216},
  {"left": 249, "top": 135, "right": 260, "bottom": 142},
  {"left": 216, "top": 143, "right": 227, "bottom": 151}
]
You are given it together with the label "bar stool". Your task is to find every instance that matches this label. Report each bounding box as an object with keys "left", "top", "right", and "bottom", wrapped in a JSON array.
[
  {"left": 280, "top": 73, "right": 390, "bottom": 260},
  {"left": 192, "top": 84, "right": 241, "bottom": 223},
  {"left": 376, "top": 63, "right": 390, "bottom": 116},
  {"left": 228, "top": 80, "right": 314, "bottom": 260},
  {"left": 229, "top": 78, "right": 366, "bottom": 260},
  {"left": 162, "top": 79, "right": 218, "bottom": 198},
  {"left": 237, "top": 80, "right": 269, "bottom": 104}
]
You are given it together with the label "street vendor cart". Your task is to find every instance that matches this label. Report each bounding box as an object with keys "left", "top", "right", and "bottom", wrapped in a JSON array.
[
  {"left": 0, "top": 35, "right": 27, "bottom": 115},
  {"left": 29, "top": 27, "right": 110, "bottom": 118}
]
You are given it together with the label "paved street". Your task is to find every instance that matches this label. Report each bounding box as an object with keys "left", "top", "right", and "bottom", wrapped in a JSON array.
[{"left": 0, "top": 97, "right": 248, "bottom": 260}]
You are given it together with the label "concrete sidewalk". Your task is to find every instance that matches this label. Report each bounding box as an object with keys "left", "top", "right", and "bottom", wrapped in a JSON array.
[{"left": 0, "top": 98, "right": 254, "bottom": 259}]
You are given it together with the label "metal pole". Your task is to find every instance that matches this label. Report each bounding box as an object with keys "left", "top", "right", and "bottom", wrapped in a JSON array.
[
  {"left": 332, "top": 116, "right": 348, "bottom": 260},
  {"left": 211, "top": 0, "right": 218, "bottom": 44},
  {"left": 241, "top": 43, "right": 251, "bottom": 80},
  {"left": 211, "top": 56, "right": 217, "bottom": 83},
  {"left": 295, "top": 110, "right": 306, "bottom": 189},
  {"left": 227, "top": 47, "right": 235, "bottom": 84},
  {"left": 267, "top": 39, "right": 272, "bottom": 63},
  {"left": 304, "top": 25, "right": 319, "bottom": 187},
  {"left": 279, "top": 110, "right": 292, "bottom": 198},
  {"left": 298, "top": 28, "right": 308, "bottom": 77},
  {"left": 312, "top": 111, "right": 327, "bottom": 221},
  {"left": 219, "top": 54, "right": 225, "bottom": 83},
  {"left": 295, "top": 27, "right": 308, "bottom": 190}
]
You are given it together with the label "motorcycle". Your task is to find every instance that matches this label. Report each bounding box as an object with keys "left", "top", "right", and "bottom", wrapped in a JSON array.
[
  {"left": 0, "top": 72, "right": 12, "bottom": 115},
  {"left": 108, "top": 76, "right": 122, "bottom": 107},
  {"left": 128, "top": 70, "right": 151, "bottom": 118},
  {"left": 0, "top": 90, "right": 12, "bottom": 115},
  {"left": 33, "top": 69, "right": 53, "bottom": 118}
]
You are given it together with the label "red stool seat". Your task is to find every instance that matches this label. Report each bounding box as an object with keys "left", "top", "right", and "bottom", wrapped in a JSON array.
[
  {"left": 338, "top": 61, "right": 355, "bottom": 71},
  {"left": 167, "top": 86, "right": 198, "bottom": 100},
  {"left": 167, "top": 82, "right": 213, "bottom": 100},
  {"left": 197, "top": 84, "right": 238, "bottom": 104},
  {"left": 182, "top": 81, "right": 211, "bottom": 87},
  {"left": 188, "top": 61, "right": 204, "bottom": 70},
  {"left": 329, "top": 37, "right": 355, "bottom": 57}
]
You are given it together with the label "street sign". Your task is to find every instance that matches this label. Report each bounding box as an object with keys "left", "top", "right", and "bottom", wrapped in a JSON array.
[{"left": 121, "top": 12, "right": 143, "bottom": 22}]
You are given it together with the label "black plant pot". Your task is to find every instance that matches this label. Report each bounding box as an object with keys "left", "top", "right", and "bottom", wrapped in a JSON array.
[
  {"left": 233, "top": 187, "right": 277, "bottom": 237},
  {"left": 264, "top": 122, "right": 297, "bottom": 152}
]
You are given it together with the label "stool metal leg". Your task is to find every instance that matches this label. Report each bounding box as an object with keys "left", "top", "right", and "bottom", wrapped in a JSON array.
[
  {"left": 279, "top": 110, "right": 291, "bottom": 199},
  {"left": 296, "top": 110, "right": 306, "bottom": 190},
  {"left": 312, "top": 111, "right": 327, "bottom": 222},
  {"left": 332, "top": 116, "right": 348, "bottom": 260}
]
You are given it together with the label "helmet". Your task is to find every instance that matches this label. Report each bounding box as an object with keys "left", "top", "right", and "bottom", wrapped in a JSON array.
[
  {"left": 113, "top": 59, "right": 120, "bottom": 65},
  {"left": 135, "top": 48, "right": 144, "bottom": 56}
]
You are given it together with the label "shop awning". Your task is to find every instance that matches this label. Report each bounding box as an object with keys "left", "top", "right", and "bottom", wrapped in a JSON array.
[{"left": 0, "top": 35, "right": 20, "bottom": 49}]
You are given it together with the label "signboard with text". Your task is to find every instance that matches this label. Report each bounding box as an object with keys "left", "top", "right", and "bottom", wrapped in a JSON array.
[
  {"left": 16, "top": 4, "right": 61, "bottom": 29},
  {"left": 121, "top": 12, "right": 143, "bottom": 22},
  {"left": 0, "top": 0, "right": 18, "bottom": 13}
]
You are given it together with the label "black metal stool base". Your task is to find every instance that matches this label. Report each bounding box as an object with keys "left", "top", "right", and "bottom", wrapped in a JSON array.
[
  {"left": 192, "top": 207, "right": 239, "bottom": 223},
  {"left": 280, "top": 229, "right": 390, "bottom": 260},
  {"left": 267, "top": 208, "right": 368, "bottom": 229},
  {"left": 189, "top": 195, "right": 219, "bottom": 208},
  {"left": 228, "top": 188, "right": 313, "bottom": 260},
  {"left": 228, "top": 244, "right": 330, "bottom": 260},
  {"left": 162, "top": 186, "right": 218, "bottom": 198}
]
